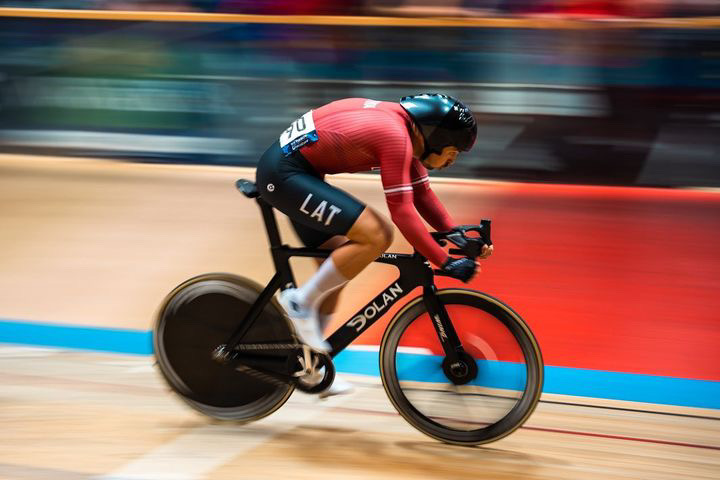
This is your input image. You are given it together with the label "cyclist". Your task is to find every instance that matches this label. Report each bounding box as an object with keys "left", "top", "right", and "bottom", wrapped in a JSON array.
[{"left": 256, "top": 94, "right": 492, "bottom": 392}]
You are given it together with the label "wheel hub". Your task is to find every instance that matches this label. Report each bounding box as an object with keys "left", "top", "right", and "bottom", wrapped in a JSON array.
[{"left": 442, "top": 351, "right": 478, "bottom": 385}]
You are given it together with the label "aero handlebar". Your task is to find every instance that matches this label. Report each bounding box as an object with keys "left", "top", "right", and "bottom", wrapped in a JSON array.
[{"left": 430, "top": 220, "right": 492, "bottom": 261}]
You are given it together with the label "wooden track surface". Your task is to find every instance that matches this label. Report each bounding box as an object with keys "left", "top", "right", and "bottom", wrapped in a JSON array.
[
  {"left": 1, "top": 153, "right": 719, "bottom": 384},
  {"left": 0, "top": 153, "right": 415, "bottom": 331},
  {"left": 0, "top": 346, "right": 718, "bottom": 480},
  {"left": 1, "top": 154, "right": 719, "bottom": 478}
]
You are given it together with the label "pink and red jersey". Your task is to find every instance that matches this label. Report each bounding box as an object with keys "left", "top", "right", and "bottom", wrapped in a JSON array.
[{"left": 299, "top": 98, "right": 453, "bottom": 266}]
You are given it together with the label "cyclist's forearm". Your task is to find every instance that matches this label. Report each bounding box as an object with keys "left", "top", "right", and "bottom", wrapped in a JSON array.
[
  {"left": 413, "top": 185, "right": 454, "bottom": 232},
  {"left": 389, "top": 202, "right": 448, "bottom": 267}
]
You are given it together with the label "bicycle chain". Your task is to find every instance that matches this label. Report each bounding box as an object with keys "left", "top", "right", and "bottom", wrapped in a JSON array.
[
  {"left": 233, "top": 343, "right": 302, "bottom": 351},
  {"left": 234, "top": 364, "right": 289, "bottom": 388},
  {"left": 229, "top": 343, "right": 303, "bottom": 388},
  {"left": 218, "top": 343, "right": 322, "bottom": 388}
]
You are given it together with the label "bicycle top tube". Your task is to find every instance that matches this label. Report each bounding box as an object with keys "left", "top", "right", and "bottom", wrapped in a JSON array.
[{"left": 277, "top": 245, "right": 417, "bottom": 263}]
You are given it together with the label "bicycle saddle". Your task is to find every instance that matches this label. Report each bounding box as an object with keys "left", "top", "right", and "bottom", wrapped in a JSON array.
[{"left": 235, "top": 179, "right": 259, "bottom": 198}]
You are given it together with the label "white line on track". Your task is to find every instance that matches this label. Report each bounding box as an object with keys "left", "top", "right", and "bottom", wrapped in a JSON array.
[
  {"left": 0, "top": 345, "right": 58, "bottom": 357},
  {"left": 96, "top": 393, "right": 354, "bottom": 480}
]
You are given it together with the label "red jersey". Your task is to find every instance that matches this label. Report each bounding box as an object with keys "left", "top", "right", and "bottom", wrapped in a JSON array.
[{"left": 299, "top": 98, "right": 453, "bottom": 267}]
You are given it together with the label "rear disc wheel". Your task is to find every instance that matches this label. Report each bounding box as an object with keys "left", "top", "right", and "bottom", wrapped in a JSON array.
[{"left": 154, "top": 273, "right": 294, "bottom": 422}]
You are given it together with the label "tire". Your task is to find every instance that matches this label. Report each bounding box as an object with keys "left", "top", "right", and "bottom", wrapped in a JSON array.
[
  {"left": 380, "top": 289, "right": 543, "bottom": 445},
  {"left": 154, "top": 273, "right": 294, "bottom": 422}
]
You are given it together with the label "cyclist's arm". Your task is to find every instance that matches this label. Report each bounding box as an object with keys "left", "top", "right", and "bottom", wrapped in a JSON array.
[
  {"left": 386, "top": 201, "right": 449, "bottom": 267},
  {"left": 379, "top": 137, "right": 449, "bottom": 268},
  {"left": 410, "top": 160, "right": 455, "bottom": 232}
]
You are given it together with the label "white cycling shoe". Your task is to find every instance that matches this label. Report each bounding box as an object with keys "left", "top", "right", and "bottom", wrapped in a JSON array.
[
  {"left": 279, "top": 289, "right": 330, "bottom": 353},
  {"left": 319, "top": 375, "right": 355, "bottom": 399}
]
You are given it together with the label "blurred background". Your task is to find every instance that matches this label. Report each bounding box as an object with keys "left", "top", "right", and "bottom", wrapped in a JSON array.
[
  {"left": 3, "top": 0, "right": 720, "bottom": 392},
  {"left": 1, "top": 2, "right": 719, "bottom": 478},
  {"left": 1, "top": 0, "right": 719, "bottom": 392},
  {"left": 1, "top": 0, "right": 719, "bottom": 186}
]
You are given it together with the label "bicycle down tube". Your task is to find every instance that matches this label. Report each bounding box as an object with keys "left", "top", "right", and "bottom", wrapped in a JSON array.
[
  {"left": 324, "top": 254, "right": 462, "bottom": 363},
  {"left": 224, "top": 192, "right": 468, "bottom": 361}
]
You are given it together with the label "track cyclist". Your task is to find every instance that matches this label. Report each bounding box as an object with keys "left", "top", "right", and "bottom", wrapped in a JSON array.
[{"left": 255, "top": 94, "right": 493, "bottom": 395}]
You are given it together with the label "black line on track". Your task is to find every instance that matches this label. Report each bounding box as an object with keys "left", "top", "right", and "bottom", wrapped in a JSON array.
[
  {"left": 538, "top": 398, "right": 720, "bottom": 422},
  {"left": 398, "top": 385, "right": 720, "bottom": 421},
  {"left": 328, "top": 405, "right": 720, "bottom": 451}
]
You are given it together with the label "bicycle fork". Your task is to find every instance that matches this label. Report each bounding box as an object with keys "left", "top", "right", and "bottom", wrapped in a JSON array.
[{"left": 423, "top": 286, "right": 479, "bottom": 385}]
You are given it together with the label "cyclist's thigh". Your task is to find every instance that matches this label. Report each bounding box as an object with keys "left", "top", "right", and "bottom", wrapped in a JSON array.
[
  {"left": 256, "top": 141, "right": 366, "bottom": 240},
  {"left": 290, "top": 221, "right": 336, "bottom": 249}
]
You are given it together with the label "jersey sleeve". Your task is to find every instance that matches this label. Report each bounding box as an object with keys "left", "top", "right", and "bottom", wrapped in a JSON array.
[
  {"left": 377, "top": 126, "right": 449, "bottom": 267},
  {"left": 409, "top": 160, "right": 455, "bottom": 233}
]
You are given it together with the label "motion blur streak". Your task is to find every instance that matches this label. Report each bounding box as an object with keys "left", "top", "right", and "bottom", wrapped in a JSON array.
[
  {"left": 1, "top": 8, "right": 719, "bottom": 187},
  {"left": 1, "top": 154, "right": 718, "bottom": 383},
  {"left": 1, "top": 3, "right": 719, "bottom": 478},
  {"left": 2, "top": 7, "right": 720, "bottom": 27},
  {"left": 343, "top": 180, "right": 720, "bottom": 382}
]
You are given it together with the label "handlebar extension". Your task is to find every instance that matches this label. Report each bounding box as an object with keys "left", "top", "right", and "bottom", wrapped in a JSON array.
[{"left": 431, "top": 220, "right": 492, "bottom": 260}]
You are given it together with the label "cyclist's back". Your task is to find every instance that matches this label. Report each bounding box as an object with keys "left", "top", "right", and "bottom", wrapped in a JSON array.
[
  {"left": 260, "top": 97, "right": 454, "bottom": 267},
  {"left": 255, "top": 94, "right": 484, "bottom": 357},
  {"left": 298, "top": 97, "right": 414, "bottom": 175}
]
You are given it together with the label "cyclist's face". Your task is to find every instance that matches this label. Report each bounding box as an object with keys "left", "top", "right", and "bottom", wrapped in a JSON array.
[{"left": 422, "top": 147, "right": 458, "bottom": 170}]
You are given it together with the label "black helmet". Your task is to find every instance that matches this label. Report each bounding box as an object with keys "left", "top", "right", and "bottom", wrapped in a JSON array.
[{"left": 400, "top": 93, "right": 477, "bottom": 158}]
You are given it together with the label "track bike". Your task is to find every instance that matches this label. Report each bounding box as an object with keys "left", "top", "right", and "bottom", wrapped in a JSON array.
[{"left": 153, "top": 179, "right": 543, "bottom": 445}]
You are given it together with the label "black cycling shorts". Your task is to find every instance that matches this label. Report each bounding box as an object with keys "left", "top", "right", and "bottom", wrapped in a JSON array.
[{"left": 255, "top": 141, "right": 366, "bottom": 248}]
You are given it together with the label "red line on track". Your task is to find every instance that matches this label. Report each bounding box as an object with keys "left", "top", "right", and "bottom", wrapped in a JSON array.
[
  {"left": 329, "top": 406, "right": 720, "bottom": 451},
  {"left": 521, "top": 426, "right": 720, "bottom": 451}
]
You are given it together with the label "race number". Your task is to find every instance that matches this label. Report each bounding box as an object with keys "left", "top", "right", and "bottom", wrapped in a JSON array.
[{"left": 279, "top": 110, "right": 319, "bottom": 156}]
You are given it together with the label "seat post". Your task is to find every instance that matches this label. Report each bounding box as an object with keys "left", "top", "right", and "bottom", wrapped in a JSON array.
[
  {"left": 256, "top": 197, "right": 283, "bottom": 248},
  {"left": 256, "top": 196, "right": 297, "bottom": 289}
]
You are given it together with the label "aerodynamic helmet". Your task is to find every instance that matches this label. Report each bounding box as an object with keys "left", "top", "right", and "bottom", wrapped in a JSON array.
[{"left": 400, "top": 93, "right": 477, "bottom": 158}]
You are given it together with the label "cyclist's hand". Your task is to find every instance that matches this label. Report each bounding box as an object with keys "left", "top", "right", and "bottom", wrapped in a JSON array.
[
  {"left": 450, "top": 225, "right": 493, "bottom": 259},
  {"left": 442, "top": 257, "right": 478, "bottom": 283}
]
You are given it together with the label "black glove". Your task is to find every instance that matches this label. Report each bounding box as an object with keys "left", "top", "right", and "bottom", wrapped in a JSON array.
[{"left": 442, "top": 257, "right": 476, "bottom": 282}]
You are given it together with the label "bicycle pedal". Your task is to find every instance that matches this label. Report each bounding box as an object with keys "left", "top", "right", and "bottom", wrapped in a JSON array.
[{"left": 293, "top": 346, "right": 319, "bottom": 374}]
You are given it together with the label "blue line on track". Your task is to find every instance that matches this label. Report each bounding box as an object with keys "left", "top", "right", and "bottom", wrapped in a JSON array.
[
  {"left": 2, "top": 319, "right": 718, "bottom": 409},
  {"left": 0, "top": 319, "right": 152, "bottom": 355},
  {"left": 334, "top": 350, "right": 720, "bottom": 410}
]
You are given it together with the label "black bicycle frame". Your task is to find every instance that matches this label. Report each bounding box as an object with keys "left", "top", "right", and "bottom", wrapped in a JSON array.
[{"left": 224, "top": 196, "right": 466, "bottom": 363}]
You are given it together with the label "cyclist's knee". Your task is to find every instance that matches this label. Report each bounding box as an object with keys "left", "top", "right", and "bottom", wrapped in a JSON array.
[
  {"left": 375, "top": 218, "right": 394, "bottom": 251},
  {"left": 348, "top": 209, "right": 393, "bottom": 251}
]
